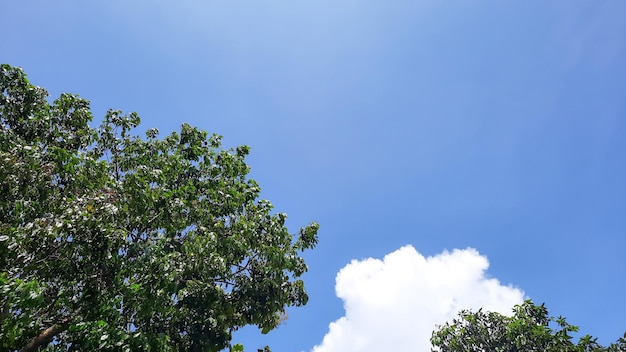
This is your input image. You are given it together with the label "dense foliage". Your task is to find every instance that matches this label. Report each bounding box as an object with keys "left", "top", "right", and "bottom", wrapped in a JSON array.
[
  {"left": 431, "top": 300, "right": 626, "bottom": 352},
  {"left": 0, "top": 64, "right": 319, "bottom": 351}
]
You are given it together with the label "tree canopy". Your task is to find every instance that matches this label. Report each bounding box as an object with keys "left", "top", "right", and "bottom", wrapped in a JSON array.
[
  {"left": 431, "top": 300, "right": 626, "bottom": 352},
  {"left": 0, "top": 64, "right": 319, "bottom": 351}
]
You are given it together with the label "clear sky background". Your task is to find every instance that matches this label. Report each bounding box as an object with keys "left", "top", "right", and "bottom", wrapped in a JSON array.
[{"left": 3, "top": 1, "right": 626, "bottom": 350}]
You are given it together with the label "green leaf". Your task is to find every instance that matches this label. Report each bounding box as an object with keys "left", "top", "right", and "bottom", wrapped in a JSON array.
[{"left": 0, "top": 64, "right": 318, "bottom": 352}]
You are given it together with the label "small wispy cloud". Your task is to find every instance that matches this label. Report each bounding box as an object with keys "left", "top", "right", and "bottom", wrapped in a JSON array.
[
  {"left": 553, "top": 1, "right": 626, "bottom": 70},
  {"left": 312, "top": 245, "right": 525, "bottom": 351}
]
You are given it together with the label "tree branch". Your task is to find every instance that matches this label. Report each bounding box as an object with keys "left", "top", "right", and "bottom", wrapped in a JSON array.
[{"left": 20, "top": 317, "right": 71, "bottom": 352}]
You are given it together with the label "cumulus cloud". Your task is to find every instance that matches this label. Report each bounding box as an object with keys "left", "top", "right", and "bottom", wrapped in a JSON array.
[{"left": 312, "top": 246, "right": 525, "bottom": 352}]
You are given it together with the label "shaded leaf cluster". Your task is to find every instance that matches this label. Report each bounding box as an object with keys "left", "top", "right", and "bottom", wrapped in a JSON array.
[{"left": 431, "top": 300, "right": 626, "bottom": 352}]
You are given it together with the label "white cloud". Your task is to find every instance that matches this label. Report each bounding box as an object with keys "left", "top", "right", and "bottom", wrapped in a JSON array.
[{"left": 312, "top": 245, "right": 525, "bottom": 352}]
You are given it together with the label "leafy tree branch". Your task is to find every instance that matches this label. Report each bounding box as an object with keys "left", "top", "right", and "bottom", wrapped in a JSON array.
[{"left": 0, "top": 64, "right": 319, "bottom": 351}]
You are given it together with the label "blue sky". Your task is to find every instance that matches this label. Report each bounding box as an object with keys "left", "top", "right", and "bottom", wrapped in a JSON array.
[{"left": 3, "top": 1, "right": 626, "bottom": 350}]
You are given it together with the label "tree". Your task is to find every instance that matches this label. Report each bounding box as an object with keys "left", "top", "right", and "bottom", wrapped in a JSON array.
[
  {"left": 0, "top": 64, "right": 319, "bottom": 351},
  {"left": 431, "top": 300, "right": 626, "bottom": 352}
]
